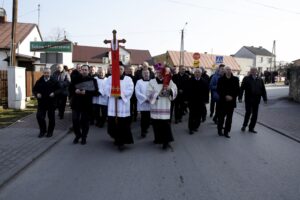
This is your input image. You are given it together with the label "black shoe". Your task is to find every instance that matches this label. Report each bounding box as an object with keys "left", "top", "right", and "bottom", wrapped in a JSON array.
[
  {"left": 249, "top": 129, "right": 257, "bottom": 134},
  {"left": 46, "top": 132, "right": 53, "bottom": 137},
  {"left": 162, "top": 143, "right": 168, "bottom": 150},
  {"left": 38, "top": 132, "right": 45, "bottom": 138},
  {"left": 81, "top": 138, "right": 87, "bottom": 145},
  {"left": 210, "top": 113, "right": 213, "bottom": 118},
  {"left": 202, "top": 118, "right": 206, "bottom": 122},
  {"left": 218, "top": 130, "right": 223, "bottom": 136},
  {"left": 175, "top": 120, "right": 179, "bottom": 124},
  {"left": 224, "top": 134, "right": 231, "bottom": 138},
  {"left": 189, "top": 130, "right": 194, "bottom": 135},
  {"left": 73, "top": 137, "right": 80, "bottom": 144},
  {"left": 141, "top": 132, "right": 146, "bottom": 138},
  {"left": 153, "top": 140, "right": 159, "bottom": 144},
  {"left": 193, "top": 129, "right": 198, "bottom": 132},
  {"left": 118, "top": 144, "right": 125, "bottom": 151},
  {"left": 179, "top": 119, "right": 182, "bottom": 123},
  {"left": 241, "top": 126, "right": 246, "bottom": 132},
  {"left": 213, "top": 118, "right": 218, "bottom": 124}
]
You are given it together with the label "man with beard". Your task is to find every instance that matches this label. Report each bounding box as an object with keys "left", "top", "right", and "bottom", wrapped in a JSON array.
[
  {"left": 186, "top": 68, "right": 209, "bottom": 134},
  {"left": 69, "top": 65, "right": 99, "bottom": 145}
]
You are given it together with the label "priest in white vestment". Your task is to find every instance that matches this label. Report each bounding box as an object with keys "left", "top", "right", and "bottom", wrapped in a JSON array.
[
  {"left": 105, "top": 65, "right": 134, "bottom": 150},
  {"left": 147, "top": 65, "right": 177, "bottom": 149}
]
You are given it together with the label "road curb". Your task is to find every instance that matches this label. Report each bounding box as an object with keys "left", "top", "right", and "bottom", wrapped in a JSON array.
[{"left": 235, "top": 110, "right": 300, "bottom": 143}]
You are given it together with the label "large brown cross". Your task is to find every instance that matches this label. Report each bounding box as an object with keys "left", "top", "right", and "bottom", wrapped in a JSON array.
[{"left": 104, "top": 30, "right": 126, "bottom": 47}]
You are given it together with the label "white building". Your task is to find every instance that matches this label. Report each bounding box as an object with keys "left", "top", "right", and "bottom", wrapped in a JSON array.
[
  {"left": 234, "top": 46, "right": 275, "bottom": 74},
  {"left": 0, "top": 8, "right": 42, "bottom": 70}
]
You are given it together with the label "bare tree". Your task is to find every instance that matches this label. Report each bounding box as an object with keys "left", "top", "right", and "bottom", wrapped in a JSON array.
[{"left": 45, "top": 27, "right": 69, "bottom": 41}]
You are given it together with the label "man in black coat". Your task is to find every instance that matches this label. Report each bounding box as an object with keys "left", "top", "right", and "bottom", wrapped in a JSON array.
[
  {"left": 239, "top": 67, "right": 267, "bottom": 133},
  {"left": 172, "top": 65, "right": 189, "bottom": 124},
  {"left": 69, "top": 65, "right": 99, "bottom": 145},
  {"left": 33, "top": 67, "right": 60, "bottom": 138},
  {"left": 217, "top": 66, "right": 240, "bottom": 138},
  {"left": 186, "top": 68, "right": 209, "bottom": 134},
  {"left": 52, "top": 64, "right": 71, "bottom": 119}
]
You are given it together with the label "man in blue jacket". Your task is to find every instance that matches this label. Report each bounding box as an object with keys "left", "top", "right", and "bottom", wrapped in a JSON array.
[{"left": 209, "top": 64, "right": 225, "bottom": 124}]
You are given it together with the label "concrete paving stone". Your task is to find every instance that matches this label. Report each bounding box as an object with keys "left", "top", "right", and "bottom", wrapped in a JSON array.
[{"left": 0, "top": 111, "right": 71, "bottom": 188}]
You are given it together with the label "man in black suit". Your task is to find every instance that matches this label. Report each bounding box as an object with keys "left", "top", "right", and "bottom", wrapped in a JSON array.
[
  {"left": 186, "top": 68, "right": 209, "bottom": 134},
  {"left": 239, "top": 67, "right": 267, "bottom": 133},
  {"left": 33, "top": 67, "right": 60, "bottom": 138},
  {"left": 217, "top": 66, "right": 240, "bottom": 138}
]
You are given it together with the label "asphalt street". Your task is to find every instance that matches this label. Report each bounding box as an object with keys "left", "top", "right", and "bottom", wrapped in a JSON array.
[{"left": 0, "top": 104, "right": 299, "bottom": 200}]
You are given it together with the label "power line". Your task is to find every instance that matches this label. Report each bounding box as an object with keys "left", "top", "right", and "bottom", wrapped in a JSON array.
[
  {"left": 246, "top": 0, "right": 300, "bottom": 15},
  {"left": 245, "top": 0, "right": 300, "bottom": 15},
  {"left": 18, "top": 8, "right": 38, "bottom": 17}
]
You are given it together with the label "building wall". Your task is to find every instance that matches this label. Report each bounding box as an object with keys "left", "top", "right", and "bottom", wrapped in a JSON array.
[
  {"left": 0, "top": 51, "right": 9, "bottom": 70},
  {"left": 255, "top": 55, "right": 273, "bottom": 72},
  {"left": 289, "top": 66, "right": 300, "bottom": 103},
  {"left": 234, "top": 57, "right": 254, "bottom": 75},
  {"left": 17, "top": 26, "right": 42, "bottom": 58},
  {"left": 108, "top": 47, "right": 130, "bottom": 65}
]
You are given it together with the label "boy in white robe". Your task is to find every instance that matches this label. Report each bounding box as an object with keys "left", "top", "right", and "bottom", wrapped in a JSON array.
[{"left": 135, "top": 70, "right": 151, "bottom": 138}]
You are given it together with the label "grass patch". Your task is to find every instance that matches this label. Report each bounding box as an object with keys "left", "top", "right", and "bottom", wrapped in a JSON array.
[{"left": 0, "top": 99, "right": 37, "bottom": 128}]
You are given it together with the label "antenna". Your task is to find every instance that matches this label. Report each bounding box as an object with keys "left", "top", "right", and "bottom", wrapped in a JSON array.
[{"left": 1, "top": 0, "right": 4, "bottom": 8}]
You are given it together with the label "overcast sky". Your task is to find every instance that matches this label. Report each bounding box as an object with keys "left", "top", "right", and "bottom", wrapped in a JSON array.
[{"left": 2, "top": 0, "right": 300, "bottom": 62}]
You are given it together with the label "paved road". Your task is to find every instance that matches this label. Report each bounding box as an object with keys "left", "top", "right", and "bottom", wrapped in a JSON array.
[
  {"left": 0, "top": 111, "right": 299, "bottom": 200},
  {"left": 237, "top": 86, "right": 300, "bottom": 141}
]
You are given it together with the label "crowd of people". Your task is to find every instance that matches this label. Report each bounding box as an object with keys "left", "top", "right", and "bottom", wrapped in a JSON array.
[{"left": 33, "top": 61, "right": 268, "bottom": 151}]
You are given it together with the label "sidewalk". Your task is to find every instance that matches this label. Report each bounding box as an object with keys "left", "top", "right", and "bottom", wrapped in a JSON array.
[
  {"left": 0, "top": 111, "right": 72, "bottom": 188},
  {"left": 236, "top": 97, "right": 300, "bottom": 143}
]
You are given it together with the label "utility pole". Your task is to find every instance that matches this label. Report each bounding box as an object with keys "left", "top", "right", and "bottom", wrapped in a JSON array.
[
  {"left": 270, "top": 40, "right": 276, "bottom": 83},
  {"left": 38, "top": 4, "right": 40, "bottom": 27},
  {"left": 179, "top": 22, "right": 187, "bottom": 66},
  {"left": 10, "top": 0, "right": 18, "bottom": 66}
]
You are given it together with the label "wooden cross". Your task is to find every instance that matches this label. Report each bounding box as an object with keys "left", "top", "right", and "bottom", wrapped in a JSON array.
[
  {"left": 104, "top": 30, "right": 126, "bottom": 48},
  {"left": 103, "top": 30, "right": 126, "bottom": 121}
]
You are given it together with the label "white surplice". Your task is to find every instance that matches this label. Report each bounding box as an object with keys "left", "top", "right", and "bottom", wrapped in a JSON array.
[
  {"left": 105, "top": 75, "right": 134, "bottom": 117},
  {"left": 93, "top": 77, "right": 108, "bottom": 106},
  {"left": 135, "top": 79, "right": 151, "bottom": 111},
  {"left": 147, "top": 78, "right": 177, "bottom": 120}
]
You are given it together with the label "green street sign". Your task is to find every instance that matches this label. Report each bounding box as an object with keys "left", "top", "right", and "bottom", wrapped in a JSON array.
[{"left": 30, "top": 41, "right": 73, "bottom": 52}]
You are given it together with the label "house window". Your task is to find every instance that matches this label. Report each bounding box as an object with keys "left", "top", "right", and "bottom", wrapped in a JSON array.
[
  {"left": 269, "top": 58, "right": 272, "bottom": 64},
  {"left": 260, "top": 57, "right": 263, "bottom": 63}
]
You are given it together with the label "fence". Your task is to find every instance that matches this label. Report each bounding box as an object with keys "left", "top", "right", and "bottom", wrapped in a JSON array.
[
  {"left": 26, "top": 71, "right": 42, "bottom": 97},
  {"left": 0, "top": 70, "right": 8, "bottom": 107}
]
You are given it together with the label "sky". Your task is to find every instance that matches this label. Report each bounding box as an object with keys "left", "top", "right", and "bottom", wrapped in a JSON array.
[{"left": 2, "top": 0, "right": 300, "bottom": 62}]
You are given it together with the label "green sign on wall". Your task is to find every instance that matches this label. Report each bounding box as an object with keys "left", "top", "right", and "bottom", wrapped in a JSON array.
[{"left": 30, "top": 41, "right": 73, "bottom": 52}]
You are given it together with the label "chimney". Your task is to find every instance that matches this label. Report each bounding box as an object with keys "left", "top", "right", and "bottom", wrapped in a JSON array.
[
  {"left": 259, "top": 46, "right": 262, "bottom": 48},
  {"left": 0, "top": 8, "right": 7, "bottom": 23},
  {"left": 204, "top": 52, "right": 207, "bottom": 54}
]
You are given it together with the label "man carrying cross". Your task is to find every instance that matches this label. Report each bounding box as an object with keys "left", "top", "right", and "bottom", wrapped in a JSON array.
[{"left": 104, "top": 30, "right": 134, "bottom": 151}]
